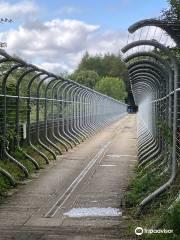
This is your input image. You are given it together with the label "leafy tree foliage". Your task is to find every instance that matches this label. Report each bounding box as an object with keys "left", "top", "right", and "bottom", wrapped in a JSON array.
[
  {"left": 70, "top": 69, "right": 99, "bottom": 89},
  {"left": 95, "top": 77, "right": 127, "bottom": 101},
  {"left": 70, "top": 52, "right": 129, "bottom": 102},
  {"left": 161, "top": 0, "right": 180, "bottom": 23},
  {"left": 77, "top": 52, "right": 128, "bottom": 80}
]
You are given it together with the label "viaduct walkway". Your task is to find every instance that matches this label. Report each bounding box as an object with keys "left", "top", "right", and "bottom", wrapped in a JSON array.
[
  {"left": 0, "top": 114, "right": 137, "bottom": 240},
  {"left": 0, "top": 16, "right": 179, "bottom": 240}
]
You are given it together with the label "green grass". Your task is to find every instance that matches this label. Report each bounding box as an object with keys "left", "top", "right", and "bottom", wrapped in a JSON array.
[
  {"left": 22, "top": 145, "right": 47, "bottom": 168},
  {"left": 0, "top": 145, "right": 51, "bottom": 195},
  {"left": 164, "top": 201, "right": 180, "bottom": 235},
  {"left": 0, "top": 176, "right": 11, "bottom": 193},
  {"left": 125, "top": 168, "right": 168, "bottom": 209},
  {"left": 13, "top": 149, "right": 35, "bottom": 172},
  {"left": 142, "top": 201, "right": 180, "bottom": 240},
  {"left": 123, "top": 164, "right": 180, "bottom": 240},
  {"left": 0, "top": 141, "right": 68, "bottom": 196},
  {"left": 0, "top": 159, "right": 25, "bottom": 180}
]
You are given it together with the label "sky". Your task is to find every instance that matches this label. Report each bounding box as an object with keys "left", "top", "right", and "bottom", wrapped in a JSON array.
[{"left": 0, "top": 0, "right": 169, "bottom": 73}]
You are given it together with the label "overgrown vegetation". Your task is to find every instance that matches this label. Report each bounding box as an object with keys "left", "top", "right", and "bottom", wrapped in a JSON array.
[
  {"left": 95, "top": 76, "right": 127, "bottom": 101},
  {"left": 0, "top": 140, "right": 65, "bottom": 199},
  {"left": 125, "top": 168, "right": 168, "bottom": 209},
  {"left": 124, "top": 165, "right": 180, "bottom": 239},
  {"left": 70, "top": 53, "right": 130, "bottom": 102},
  {"left": 156, "top": 119, "right": 173, "bottom": 150},
  {"left": 161, "top": 0, "right": 180, "bottom": 23}
]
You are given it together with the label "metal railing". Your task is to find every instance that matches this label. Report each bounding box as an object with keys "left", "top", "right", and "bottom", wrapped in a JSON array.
[
  {"left": 122, "top": 19, "right": 180, "bottom": 211},
  {"left": 0, "top": 49, "right": 127, "bottom": 186}
]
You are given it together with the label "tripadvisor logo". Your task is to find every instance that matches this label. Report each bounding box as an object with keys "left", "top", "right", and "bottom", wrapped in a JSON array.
[
  {"left": 135, "top": 227, "right": 173, "bottom": 236},
  {"left": 135, "top": 227, "right": 143, "bottom": 236}
]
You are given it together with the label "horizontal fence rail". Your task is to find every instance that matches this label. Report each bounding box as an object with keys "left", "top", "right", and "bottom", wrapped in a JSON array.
[
  {"left": 122, "top": 19, "right": 180, "bottom": 211},
  {"left": 0, "top": 49, "right": 127, "bottom": 186}
]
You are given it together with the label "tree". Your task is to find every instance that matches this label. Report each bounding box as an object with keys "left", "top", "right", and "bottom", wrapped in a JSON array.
[
  {"left": 77, "top": 52, "right": 128, "bottom": 80},
  {"left": 161, "top": 0, "right": 180, "bottom": 23},
  {"left": 70, "top": 52, "right": 132, "bottom": 103},
  {"left": 95, "top": 77, "right": 127, "bottom": 101},
  {"left": 70, "top": 69, "right": 99, "bottom": 89}
]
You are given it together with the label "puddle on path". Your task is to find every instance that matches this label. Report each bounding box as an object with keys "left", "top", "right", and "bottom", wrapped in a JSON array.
[{"left": 64, "top": 207, "right": 122, "bottom": 218}]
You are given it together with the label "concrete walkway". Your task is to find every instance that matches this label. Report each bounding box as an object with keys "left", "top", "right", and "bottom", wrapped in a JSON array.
[{"left": 0, "top": 114, "right": 137, "bottom": 240}]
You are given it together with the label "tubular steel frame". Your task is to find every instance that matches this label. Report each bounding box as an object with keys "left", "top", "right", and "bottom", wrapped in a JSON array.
[
  {"left": 122, "top": 19, "right": 180, "bottom": 211},
  {"left": 0, "top": 49, "right": 127, "bottom": 186}
]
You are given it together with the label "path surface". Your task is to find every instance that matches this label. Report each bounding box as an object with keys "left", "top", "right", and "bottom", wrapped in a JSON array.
[{"left": 0, "top": 114, "right": 137, "bottom": 240}]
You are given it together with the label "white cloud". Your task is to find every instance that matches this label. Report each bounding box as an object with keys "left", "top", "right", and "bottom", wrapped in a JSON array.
[
  {"left": 87, "top": 30, "right": 128, "bottom": 56},
  {"left": 0, "top": 0, "right": 38, "bottom": 18},
  {"left": 1, "top": 15, "right": 173, "bottom": 74},
  {"left": 38, "top": 62, "right": 73, "bottom": 73},
  {"left": 0, "top": 18, "right": 110, "bottom": 73},
  {"left": 57, "top": 6, "right": 82, "bottom": 15},
  {"left": 0, "top": 1, "right": 175, "bottom": 76},
  {"left": 0, "top": 1, "right": 129, "bottom": 74}
]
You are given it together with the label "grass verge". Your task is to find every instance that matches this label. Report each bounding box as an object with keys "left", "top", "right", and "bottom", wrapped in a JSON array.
[
  {"left": 123, "top": 164, "right": 180, "bottom": 240},
  {"left": 0, "top": 142, "right": 66, "bottom": 199}
]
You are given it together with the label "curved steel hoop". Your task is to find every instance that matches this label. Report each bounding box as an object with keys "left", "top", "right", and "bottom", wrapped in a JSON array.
[{"left": 0, "top": 49, "right": 127, "bottom": 185}]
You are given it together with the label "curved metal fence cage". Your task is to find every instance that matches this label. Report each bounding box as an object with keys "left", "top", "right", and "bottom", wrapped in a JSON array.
[
  {"left": 0, "top": 49, "right": 127, "bottom": 186},
  {"left": 122, "top": 19, "right": 180, "bottom": 211}
]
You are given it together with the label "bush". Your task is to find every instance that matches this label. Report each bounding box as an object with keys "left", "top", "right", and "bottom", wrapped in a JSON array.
[{"left": 165, "top": 201, "right": 180, "bottom": 235}]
